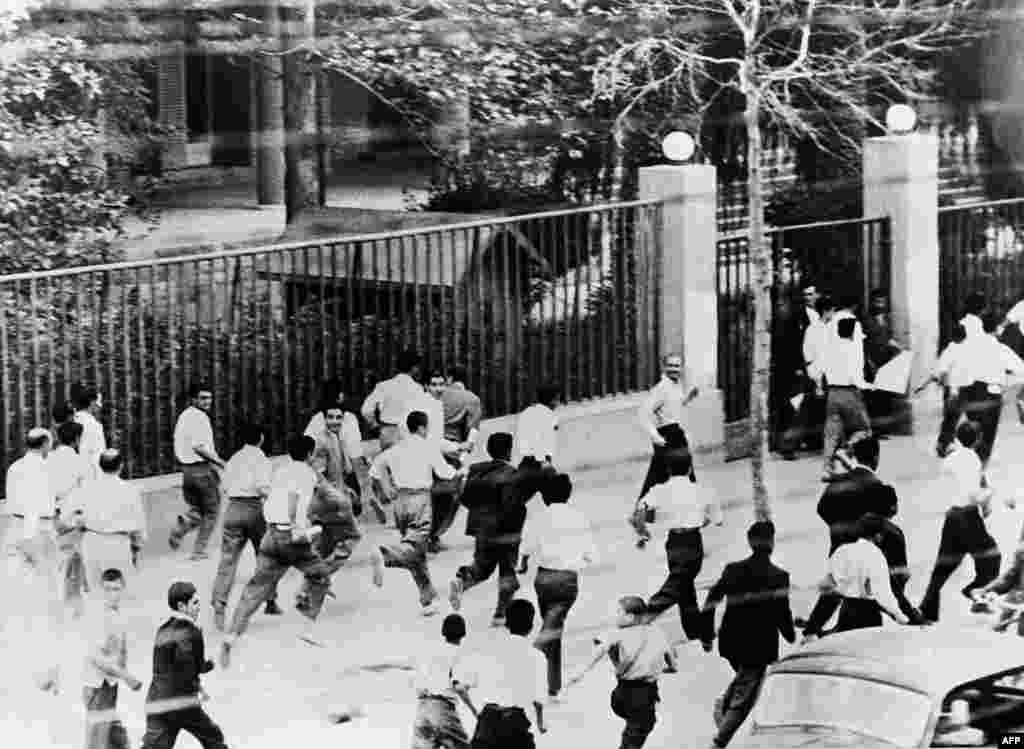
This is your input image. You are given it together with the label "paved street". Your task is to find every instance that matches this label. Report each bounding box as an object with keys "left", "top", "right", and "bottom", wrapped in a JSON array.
[{"left": 5, "top": 409, "right": 1024, "bottom": 748}]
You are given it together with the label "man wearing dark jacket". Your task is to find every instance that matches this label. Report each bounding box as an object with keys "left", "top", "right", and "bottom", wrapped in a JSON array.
[
  {"left": 448, "top": 432, "right": 529, "bottom": 627},
  {"left": 701, "top": 521, "right": 795, "bottom": 748},
  {"left": 816, "top": 436, "right": 898, "bottom": 556},
  {"left": 141, "top": 581, "right": 228, "bottom": 749},
  {"left": 802, "top": 436, "right": 900, "bottom": 635}
]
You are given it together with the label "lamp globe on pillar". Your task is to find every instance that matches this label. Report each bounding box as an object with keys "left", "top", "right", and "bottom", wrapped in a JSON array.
[
  {"left": 662, "top": 131, "right": 696, "bottom": 163},
  {"left": 886, "top": 104, "right": 917, "bottom": 135}
]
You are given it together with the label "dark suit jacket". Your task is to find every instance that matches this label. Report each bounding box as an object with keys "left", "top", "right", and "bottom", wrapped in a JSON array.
[
  {"left": 701, "top": 553, "right": 796, "bottom": 667},
  {"left": 817, "top": 467, "right": 899, "bottom": 554},
  {"left": 460, "top": 459, "right": 524, "bottom": 541},
  {"left": 145, "top": 616, "right": 214, "bottom": 705}
]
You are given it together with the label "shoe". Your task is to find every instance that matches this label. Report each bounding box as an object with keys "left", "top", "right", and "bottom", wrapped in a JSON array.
[
  {"left": 421, "top": 601, "right": 440, "bottom": 617},
  {"left": 490, "top": 615, "right": 506, "bottom": 628},
  {"left": 547, "top": 692, "right": 563, "bottom": 705},
  {"left": 168, "top": 517, "right": 184, "bottom": 550},
  {"left": 970, "top": 601, "right": 993, "bottom": 615},
  {"left": 219, "top": 640, "right": 233, "bottom": 669},
  {"left": 213, "top": 608, "right": 226, "bottom": 632},
  {"left": 370, "top": 548, "right": 385, "bottom": 588},
  {"left": 265, "top": 600, "right": 283, "bottom": 616},
  {"left": 449, "top": 578, "right": 463, "bottom": 612},
  {"left": 820, "top": 473, "right": 840, "bottom": 483}
]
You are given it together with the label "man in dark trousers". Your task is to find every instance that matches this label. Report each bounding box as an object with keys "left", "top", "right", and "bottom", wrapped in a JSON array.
[
  {"left": 700, "top": 521, "right": 795, "bottom": 748},
  {"left": 141, "top": 581, "right": 228, "bottom": 749},
  {"left": 775, "top": 282, "right": 819, "bottom": 458},
  {"left": 448, "top": 432, "right": 527, "bottom": 627}
]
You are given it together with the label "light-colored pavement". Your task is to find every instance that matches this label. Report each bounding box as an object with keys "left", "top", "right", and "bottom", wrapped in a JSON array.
[{"left": 6, "top": 410, "right": 1024, "bottom": 748}]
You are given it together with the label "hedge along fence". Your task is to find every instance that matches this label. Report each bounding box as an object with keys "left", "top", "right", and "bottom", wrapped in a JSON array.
[{"left": 0, "top": 200, "right": 665, "bottom": 484}]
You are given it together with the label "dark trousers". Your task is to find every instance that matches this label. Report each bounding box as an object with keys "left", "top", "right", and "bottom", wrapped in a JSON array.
[
  {"left": 961, "top": 382, "right": 1004, "bottom": 464},
  {"left": 647, "top": 528, "right": 704, "bottom": 639},
  {"left": 638, "top": 425, "right": 695, "bottom": 500},
  {"left": 920, "top": 505, "right": 1001, "bottom": 622},
  {"left": 470, "top": 704, "right": 535, "bottom": 749},
  {"left": 380, "top": 489, "right": 437, "bottom": 607},
  {"left": 782, "top": 387, "right": 826, "bottom": 452},
  {"left": 211, "top": 498, "right": 277, "bottom": 611},
  {"left": 611, "top": 680, "right": 659, "bottom": 749},
  {"left": 865, "top": 390, "right": 911, "bottom": 436},
  {"left": 140, "top": 706, "right": 227, "bottom": 749},
  {"left": 822, "top": 387, "right": 871, "bottom": 472},
  {"left": 713, "top": 664, "right": 766, "bottom": 748},
  {"left": 937, "top": 386, "right": 963, "bottom": 453},
  {"left": 836, "top": 598, "right": 883, "bottom": 631},
  {"left": 174, "top": 463, "right": 221, "bottom": 555},
  {"left": 456, "top": 537, "right": 521, "bottom": 619},
  {"left": 430, "top": 469, "right": 463, "bottom": 544},
  {"left": 84, "top": 681, "right": 129, "bottom": 749},
  {"left": 228, "top": 528, "right": 332, "bottom": 636},
  {"left": 534, "top": 567, "right": 579, "bottom": 696}
]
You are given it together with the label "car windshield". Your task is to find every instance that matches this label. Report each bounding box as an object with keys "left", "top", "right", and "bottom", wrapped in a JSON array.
[{"left": 752, "top": 672, "right": 933, "bottom": 747}]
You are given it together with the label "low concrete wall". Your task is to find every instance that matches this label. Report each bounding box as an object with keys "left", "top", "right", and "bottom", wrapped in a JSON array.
[{"left": 0, "top": 390, "right": 727, "bottom": 562}]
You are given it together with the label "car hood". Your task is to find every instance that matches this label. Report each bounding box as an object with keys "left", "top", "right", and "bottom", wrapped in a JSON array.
[{"left": 735, "top": 726, "right": 908, "bottom": 749}]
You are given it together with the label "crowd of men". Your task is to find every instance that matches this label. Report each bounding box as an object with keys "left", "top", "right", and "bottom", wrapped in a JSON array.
[{"left": 7, "top": 285, "right": 1024, "bottom": 749}]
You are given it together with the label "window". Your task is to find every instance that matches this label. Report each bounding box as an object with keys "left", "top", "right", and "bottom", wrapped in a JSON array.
[{"left": 752, "top": 672, "right": 933, "bottom": 748}]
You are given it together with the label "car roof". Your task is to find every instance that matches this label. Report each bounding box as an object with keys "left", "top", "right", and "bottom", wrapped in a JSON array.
[{"left": 771, "top": 627, "right": 1024, "bottom": 695}]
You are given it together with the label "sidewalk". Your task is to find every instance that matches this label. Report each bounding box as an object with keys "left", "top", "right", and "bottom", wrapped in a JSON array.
[{"left": 6, "top": 413, "right": 1024, "bottom": 748}]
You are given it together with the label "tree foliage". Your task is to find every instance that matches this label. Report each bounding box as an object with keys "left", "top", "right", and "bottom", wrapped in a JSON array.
[
  {"left": 0, "top": 5, "right": 165, "bottom": 273},
  {"left": 590, "top": 0, "right": 985, "bottom": 520}
]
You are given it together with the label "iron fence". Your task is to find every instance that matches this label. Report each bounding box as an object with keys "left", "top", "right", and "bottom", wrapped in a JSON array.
[
  {"left": 939, "top": 197, "right": 1024, "bottom": 347},
  {"left": 716, "top": 216, "right": 892, "bottom": 424},
  {"left": 0, "top": 200, "right": 663, "bottom": 483}
]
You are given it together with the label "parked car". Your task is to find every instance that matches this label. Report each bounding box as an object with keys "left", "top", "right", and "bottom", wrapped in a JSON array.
[{"left": 731, "top": 626, "right": 1024, "bottom": 748}]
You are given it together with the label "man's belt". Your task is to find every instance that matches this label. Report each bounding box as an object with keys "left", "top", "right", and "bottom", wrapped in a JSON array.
[
  {"left": 669, "top": 526, "right": 701, "bottom": 534},
  {"left": 270, "top": 523, "right": 294, "bottom": 531},
  {"left": 228, "top": 495, "right": 262, "bottom": 503},
  {"left": 85, "top": 529, "right": 131, "bottom": 537},
  {"left": 10, "top": 513, "right": 53, "bottom": 521},
  {"left": 826, "top": 384, "right": 858, "bottom": 390},
  {"left": 378, "top": 422, "right": 399, "bottom": 428}
]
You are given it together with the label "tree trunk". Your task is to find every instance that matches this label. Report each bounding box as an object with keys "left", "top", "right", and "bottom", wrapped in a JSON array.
[
  {"left": 745, "top": 89, "right": 773, "bottom": 523},
  {"left": 283, "top": 0, "right": 319, "bottom": 223},
  {"left": 255, "top": 0, "right": 284, "bottom": 205}
]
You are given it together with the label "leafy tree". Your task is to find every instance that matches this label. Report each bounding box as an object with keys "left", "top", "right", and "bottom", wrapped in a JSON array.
[
  {"left": 591, "top": 0, "right": 984, "bottom": 520},
  {"left": 0, "top": 4, "right": 164, "bottom": 273}
]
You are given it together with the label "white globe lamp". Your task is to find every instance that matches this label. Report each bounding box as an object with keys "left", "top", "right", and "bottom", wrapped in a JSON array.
[
  {"left": 661, "top": 131, "right": 696, "bottom": 162},
  {"left": 886, "top": 104, "right": 917, "bottom": 135}
]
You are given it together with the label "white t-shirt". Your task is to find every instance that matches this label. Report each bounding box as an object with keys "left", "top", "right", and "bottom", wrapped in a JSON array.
[
  {"left": 173, "top": 406, "right": 216, "bottom": 465},
  {"left": 263, "top": 461, "right": 318, "bottom": 529}
]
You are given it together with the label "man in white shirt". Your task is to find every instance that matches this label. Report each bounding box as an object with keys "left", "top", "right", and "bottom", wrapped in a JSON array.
[
  {"left": 81, "top": 567, "right": 143, "bottom": 749},
  {"left": 73, "top": 385, "right": 107, "bottom": 481},
  {"left": 4, "top": 427, "right": 55, "bottom": 570},
  {"left": 514, "top": 383, "right": 562, "bottom": 503},
  {"left": 804, "top": 514, "right": 908, "bottom": 637},
  {"left": 921, "top": 322, "right": 970, "bottom": 457},
  {"left": 221, "top": 435, "right": 333, "bottom": 665},
  {"left": 361, "top": 349, "right": 426, "bottom": 450},
  {"left": 637, "top": 354, "right": 699, "bottom": 500},
  {"left": 305, "top": 377, "right": 367, "bottom": 500},
  {"left": 49, "top": 421, "right": 90, "bottom": 616},
  {"left": 517, "top": 472, "right": 596, "bottom": 700},
  {"left": 68, "top": 449, "right": 147, "bottom": 591},
  {"left": 953, "top": 312, "right": 1024, "bottom": 468},
  {"left": 634, "top": 452, "right": 723, "bottom": 641},
  {"left": 811, "top": 308, "right": 874, "bottom": 481},
  {"left": 210, "top": 423, "right": 281, "bottom": 630},
  {"left": 369, "top": 410, "right": 462, "bottom": 617},
  {"left": 170, "top": 383, "right": 225, "bottom": 561},
  {"left": 424, "top": 370, "right": 469, "bottom": 553},
  {"left": 468, "top": 598, "right": 548, "bottom": 745},
  {"left": 919, "top": 421, "right": 1001, "bottom": 623}
]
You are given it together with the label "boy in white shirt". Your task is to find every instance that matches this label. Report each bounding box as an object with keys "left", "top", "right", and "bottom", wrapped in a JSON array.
[
  {"left": 410, "top": 614, "right": 476, "bottom": 749},
  {"left": 919, "top": 421, "right": 1001, "bottom": 622},
  {"left": 514, "top": 383, "right": 561, "bottom": 502}
]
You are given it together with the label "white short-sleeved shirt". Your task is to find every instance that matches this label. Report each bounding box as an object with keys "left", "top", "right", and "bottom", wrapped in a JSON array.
[
  {"left": 222, "top": 445, "right": 273, "bottom": 499},
  {"left": 5, "top": 452, "right": 53, "bottom": 540},
  {"left": 469, "top": 634, "right": 547, "bottom": 721},
  {"left": 305, "top": 412, "right": 364, "bottom": 461},
  {"left": 521, "top": 503, "right": 597, "bottom": 572},
  {"left": 263, "top": 461, "right": 318, "bottom": 529},
  {"left": 47, "top": 445, "right": 89, "bottom": 509},
  {"left": 74, "top": 410, "right": 107, "bottom": 480},
  {"left": 173, "top": 406, "right": 216, "bottom": 465},
  {"left": 514, "top": 404, "right": 559, "bottom": 464}
]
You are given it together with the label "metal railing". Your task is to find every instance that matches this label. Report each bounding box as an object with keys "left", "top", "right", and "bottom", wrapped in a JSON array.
[
  {"left": 939, "top": 197, "right": 1024, "bottom": 347},
  {"left": 716, "top": 216, "right": 892, "bottom": 425},
  {"left": 0, "top": 200, "right": 664, "bottom": 481}
]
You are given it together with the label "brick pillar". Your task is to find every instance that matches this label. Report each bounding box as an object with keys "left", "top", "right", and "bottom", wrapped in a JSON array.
[
  {"left": 863, "top": 134, "right": 940, "bottom": 420},
  {"left": 157, "top": 47, "right": 188, "bottom": 171},
  {"left": 638, "top": 164, "right": 725, "bottom": 451}
]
